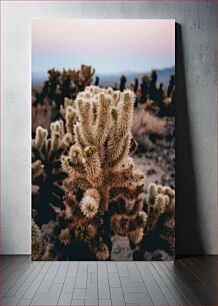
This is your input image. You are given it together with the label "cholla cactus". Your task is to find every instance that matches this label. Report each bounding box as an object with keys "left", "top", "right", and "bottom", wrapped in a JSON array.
[
  {"left": 71, "top": 65, "right": 95, "bottom": 92},
  {"left": 32, "top": 220, "right": 44, "bottom": 260},
  {"left": 45, "top": 86, "right": 147, "bottom": 260},
  {"left": 32, "top": 115, "right": 76, "bottom": 225},
  {"left": 33, "top": 65, "right": 95, "bottom": 108},
  {"left": 133, "top": 183, "right": 175, "bottom": 261},
  {"left": 59, "top": 98, "right": 78, "bottom": 139},
  {"left": 32, "top": 65, "right": 95, "bottom": 133},
  {"left": 60, "top": 97, "right": 74, "bottom": 118}
]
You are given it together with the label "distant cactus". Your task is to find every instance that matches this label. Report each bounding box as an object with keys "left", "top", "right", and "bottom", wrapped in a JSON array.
[
  {"left": 133, "top": 183, "right": 175, "bottom": 260},
  {"left": 149, "top": 69, "right": 158, "bottom": 101},
  {"left": 32, "top": 110, "right": 76, "bottom": 225},
  {"left": 157, "top": 74, "right": 175, "bottom": 117},
  {"left": 94, "top": 76, "right": 100, "bottom": 86},
  {"left": 133, "top": 78, "right": 138, "bottom": 94},
  {"left": 119, "top": 75, "right": 127, "bottom": 92},
  {"left": 32, "top": 65, "right": 94, "bottom": 133},
  {"left": 44, "top": 86, "right": 147, "bottom": 260},
  {"left": 157, "top": 83, "right": 165, "bottom": 105},
  {"left": 32, "top": 65, "right": 95, "bottom": 110},
  {"left": 140, "top": 74, "right": 150, "bottom": 104},
  {"left": 73, "top": 65, "right": 95, "bottom": 91},
  {"left": 167, "top": 74, "right": 175, "bottom": 98}
]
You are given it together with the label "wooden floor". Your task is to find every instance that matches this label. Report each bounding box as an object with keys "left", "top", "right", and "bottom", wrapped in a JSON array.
[{"left": 0, "top": 256, "right": 217, "bottom": 305}]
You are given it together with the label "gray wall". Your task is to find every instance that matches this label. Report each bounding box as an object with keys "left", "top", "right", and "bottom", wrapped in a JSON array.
[{"left": 1, "top": 1, "right": 217, "bottom": 255}]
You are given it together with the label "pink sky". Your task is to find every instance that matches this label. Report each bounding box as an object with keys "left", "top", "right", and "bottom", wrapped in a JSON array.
[{"left": 32, "top": 19, "right": 175, "bottom": 74}]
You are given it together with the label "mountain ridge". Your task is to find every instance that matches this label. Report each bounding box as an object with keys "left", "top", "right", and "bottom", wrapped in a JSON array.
[{"left": 32, "top": 66, "right": 175, "bottom": 88}]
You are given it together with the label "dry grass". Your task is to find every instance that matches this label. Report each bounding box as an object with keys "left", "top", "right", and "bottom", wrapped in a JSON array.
[{"left": 133, "top": 105, "right": 166, "bottom": 144}]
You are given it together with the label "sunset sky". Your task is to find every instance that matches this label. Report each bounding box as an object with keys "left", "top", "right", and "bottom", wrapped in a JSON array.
[{"left": 32, "top": 19, "right": 175, "bottom": 75}]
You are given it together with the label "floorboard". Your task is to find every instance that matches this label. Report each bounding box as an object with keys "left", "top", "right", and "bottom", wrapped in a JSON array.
[{"left": 0, "top": 255, "right": 216, "bottom": 305}]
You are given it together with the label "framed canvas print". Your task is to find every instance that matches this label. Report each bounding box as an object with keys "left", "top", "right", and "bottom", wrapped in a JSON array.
[{"left": 32, "top": 19, "right": 175, "bottom": 261}]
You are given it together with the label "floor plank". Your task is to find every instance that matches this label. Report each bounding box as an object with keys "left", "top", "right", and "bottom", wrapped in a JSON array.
[
  {"left": 2, "top": 281, "right": 32, "bottom": 305},
  {"left": 176, "top": 258, "right": 217, "bottom": 304},
  {"left": 110, "top": 287, "right": 125, "bottom": 305},
  {"left": 37, "top": 261, "right": 61, "bottom": 293},
  {"left": 137, "top": 263, "right": 168, "bottom": 305},
  {"left": 0, "top": 255, "right": 216, "bottom": 305},
  {"left": 3, "top": 262, "right": 40, "bottom": 297},
  {"left": 148, "top": 262, "right": 180, "bottom": 305},
  {"left": 199, "top": 255, "right": 217, "bottom": 271},
  {"left": 98, "top": 262, "right": 111, "bottom": 300},
  {"left": 160, "top": 261, "right": 204, "bottom": 305},
  {"left": 31, "top": 283, "right": 63, "bottom": 305},
  {"left": 152, "top": 262, "right": 191, "bottom": 304},
  {"left": 57, "top": 292, "right": 72, "bottom": 305},
  {"left": 191, "top": 257, "right": 217, "bottom": 284}
]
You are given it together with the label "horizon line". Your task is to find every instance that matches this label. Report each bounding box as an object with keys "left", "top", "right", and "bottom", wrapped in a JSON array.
[{"left": 32, "top": 65, "right": 175, "bottom": 76}]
